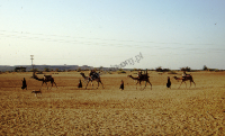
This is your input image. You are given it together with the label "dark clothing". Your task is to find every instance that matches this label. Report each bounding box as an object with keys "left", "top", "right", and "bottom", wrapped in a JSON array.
[
  {"left": 21, "top": 79, "right": 27, "bottom": 90},
  {"left": 120, "top": 82, "right": 124, "bottom": 90},
  {"left": 89, "top": 71, "right": 95, "bottom": 81},
  {"left": 166, "top": 78, "right": 171, "bottom": 88},
  {"left": 78, "top": 80, "right": 82, "bottom": 88}
]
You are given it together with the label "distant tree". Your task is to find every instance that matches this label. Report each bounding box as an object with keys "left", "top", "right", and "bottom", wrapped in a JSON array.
[
  {"left": 108, "top": 68, "right": 113, "bottom": 71},
  {"left": 118, "top": 68, "right": 123, "bottom": 71},
  {"left": 77, "top": 67, "right": 82, "bottom": 72},
  {"left": 155, "top": 66, "right": 162, "bottom": 72},
  {"left": 99, "top": 66, "right": 103, "bottom": 71},
  {"left": 55, "top": 68, "right": 62, "bottom": 72},
  {"left": 44, "top": 67, "right": 50, "bottom": 72},
  {"left": 181, "top": 67, "right": 191, "bottom": 72},
  {"left": 162, "top": 68, "right": 170, "bottom": 72},
  {"left": 203, "top": 65, "right": 208, "bottom": 71},
  {"left": 30, "top": 68, "right": 38, "bottom": 72},
  {"left": 94, "top": 68, "right": 98, "bottom": 71},
  {"left": 77, "top": 67, "right": 81, "bottom": 72}
]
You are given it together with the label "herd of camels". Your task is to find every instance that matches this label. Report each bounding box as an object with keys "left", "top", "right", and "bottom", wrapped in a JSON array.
[{"left": 31, "top": 70, "right": 196, "bottom": 90}]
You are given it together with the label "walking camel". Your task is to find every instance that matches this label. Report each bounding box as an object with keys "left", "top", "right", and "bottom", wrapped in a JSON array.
[
  {"left": 173, "top": 75, "right": 196, "bottom": 88},
  {"left": 80, "top": 72, "right": 104, "bottom": 89},
  {"left": 32, "top": 72, "right": 57, "bottom": 89},
  {"left": 127, "top": 74, "right": 152, "bottom": 90}
]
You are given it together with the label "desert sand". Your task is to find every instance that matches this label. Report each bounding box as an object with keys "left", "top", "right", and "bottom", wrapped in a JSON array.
[{"left": 0, "top": 71, "right": 225, "bottom": 135}]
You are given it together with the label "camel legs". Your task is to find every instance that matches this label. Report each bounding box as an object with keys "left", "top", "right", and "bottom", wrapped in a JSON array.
[
  {"left": 51, "top": 80, "right": 57, "bottom": 88},
  {"left": 178, "top": 81, "right": 187, "bottom": 89},
  {"left": 100, "top": 80, "right": 104, "bottom": 89},
  {"left": 91, "top": 81, "right": 94, "bottom": 89},
  {"left": 193, "top": 81, "right": 196, "bottom": 87},
  {"left": 142, "top": 81, "right": 147, "bottom": 90},
  {"left": 53, "top": 82, "right": 57, "bottom": 88},
  {"left": 42, "top": 82, "right": 48, "bottom": 89},
  {"left": 139, "top": 82, "right": 142, "bottom": 90},
  {"left": 85, "top": 81, "right": 94, "bottom": 89},
  {"left": 135, "top": 81, "right": 139, "bottom": 90},
  {"left": 97, "top": 81, "right": 104, "bottom": 89},
  {"left": 148, "top": 81, "right": 152, "bottom": 90},
  {"left": 189, "top": 81, "right": 196, "bottom": 88},
  {"left": 135, "top": 81, "right": 142, "bottom": 90},
  {"left": 85, "top": 81, "right": 89, "bottom": 89},
  {"left": 88, "top": 81, "right": 94, "bottom": 89},
  {"left": 142, "top": 81, "right": 152, "bottom": 90}
]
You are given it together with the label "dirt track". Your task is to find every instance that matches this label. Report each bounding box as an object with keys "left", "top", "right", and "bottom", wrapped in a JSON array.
[{"left": 0, "top": 71, "right": 225, "bottom": 135}]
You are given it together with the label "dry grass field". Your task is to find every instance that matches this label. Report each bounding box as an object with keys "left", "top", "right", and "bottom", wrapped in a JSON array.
[{"left": 0, "top": 71, "right": 225, "bottom": 135}]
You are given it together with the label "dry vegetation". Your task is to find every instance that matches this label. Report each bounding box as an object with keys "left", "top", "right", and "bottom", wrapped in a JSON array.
[{"left": 0, "top": 71, "right": 225, "bottom": 135}]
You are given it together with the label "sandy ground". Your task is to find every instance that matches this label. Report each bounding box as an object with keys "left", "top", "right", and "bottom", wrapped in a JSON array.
[{"left": 0, "top": 71, "right": 225, "bottom": 135}]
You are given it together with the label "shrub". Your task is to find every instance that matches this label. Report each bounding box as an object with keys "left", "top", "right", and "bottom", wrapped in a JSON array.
[
  {"left": 203, "top": 65, "right": 208, "bottom": 71},
  {"left": 155, "top": 67, "right": 162, "bottom": 72},
  {"left": 77, "top": 67, "right": 81, "bottom": 72},
  {"left": 44, "top": 67, "right": 50, "bottom": 72},
  {"left": 117, "top": 69, "right": 126, "bottom": 74},
  {"left": 168, "top": 71, "right": 177, "bottom": 74},
  {"left": 180, "top": 67, "right": 191, "bottom": 72}
]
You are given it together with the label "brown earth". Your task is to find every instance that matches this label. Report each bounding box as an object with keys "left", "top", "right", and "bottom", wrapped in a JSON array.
[{"left": 0, "top": 71, "right": 225, "bottom": 135}]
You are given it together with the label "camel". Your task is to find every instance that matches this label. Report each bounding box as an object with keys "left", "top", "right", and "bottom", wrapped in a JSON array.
[
  {"left": 32, "top": 72, "right": 57, "bottom": 89},
  {"left": 173, "top": 74, "right": 196, "bottom": 88},
  {"left": 127, "top": 74, "right": 152, "bottom": 90},
  {"left": 80, "top": 72, "right": 104, "bottom": 89}
]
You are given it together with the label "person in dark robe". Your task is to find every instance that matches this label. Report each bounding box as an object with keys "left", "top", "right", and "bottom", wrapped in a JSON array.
[
  {"left": 120, "top": 80, "right": 124, "bottom": 90},
  {"left": 78, "top": 79, "right": 82, "bottom": 88},
  {"left": 21, "top": 78, "right": 27, "bottom": 90},
  {"left": 166, "top": 76, "right": 171, "bottom": 89}
]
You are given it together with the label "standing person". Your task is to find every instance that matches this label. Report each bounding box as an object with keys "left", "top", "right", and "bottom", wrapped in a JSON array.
[
  {"left": 119, "top": 80, "right": 124, "bottom": 90},
  {"left": 21, "top": 78, "right": 27, "bottom": 90},
  {"left": 166, "top": 76, "right": 171, "bottom": 89},
  {"left": 78, "top": 79, "right": 82, "bottom": 88}
]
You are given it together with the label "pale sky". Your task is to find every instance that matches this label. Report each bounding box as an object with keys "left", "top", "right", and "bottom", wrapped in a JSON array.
[{"left": 0, "top": 0, "right": 225, "bottom": 69}]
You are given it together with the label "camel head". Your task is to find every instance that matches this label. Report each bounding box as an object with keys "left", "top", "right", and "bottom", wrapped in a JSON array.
[{"left": 80, "top": 72, "right": 85, "bottom": 76}]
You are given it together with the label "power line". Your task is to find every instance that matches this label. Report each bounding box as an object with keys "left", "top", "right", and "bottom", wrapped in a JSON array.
[{"left": 0, "top": 29, "right": 216, "bottom": 46}]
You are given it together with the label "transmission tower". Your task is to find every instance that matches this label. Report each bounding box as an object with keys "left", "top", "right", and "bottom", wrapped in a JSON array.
[{"left": 30, "top": 55, "right": 34, "bottom": 70}]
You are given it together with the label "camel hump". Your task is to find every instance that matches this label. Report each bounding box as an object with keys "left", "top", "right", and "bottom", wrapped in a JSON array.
[
  {"left": 44, "top": 75, "right": 52, "bottom": 80},
  {"left": 186, "top": 74, "right": 191, "bottom": 77}
]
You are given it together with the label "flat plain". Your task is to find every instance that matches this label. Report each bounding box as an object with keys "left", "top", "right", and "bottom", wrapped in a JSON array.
[{"left": 0, "top": 71, "right": 225, "bottom": 135}]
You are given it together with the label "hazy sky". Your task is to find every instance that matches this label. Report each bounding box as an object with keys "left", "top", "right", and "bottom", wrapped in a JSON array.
[{"left": 0, "top": 0, "right": 225, "bottom": 69}]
